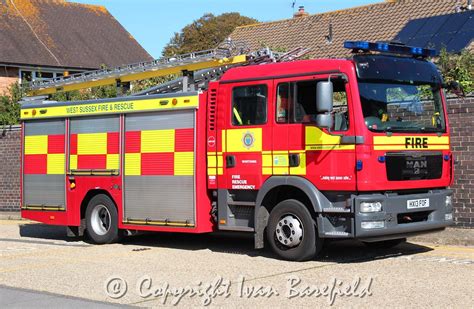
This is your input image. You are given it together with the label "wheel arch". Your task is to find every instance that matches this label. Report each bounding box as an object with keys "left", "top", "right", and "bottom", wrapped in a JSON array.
[
  {"left": 254, "top": 176, "right": 325, "bottom": 249},
  {"left": 80, "top": 189, "right": 117, "bottom": 220}
]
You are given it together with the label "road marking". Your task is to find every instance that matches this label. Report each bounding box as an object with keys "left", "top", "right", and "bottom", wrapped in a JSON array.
[{"left": 424, "top": 244, "right": 474, "bottom": 253}]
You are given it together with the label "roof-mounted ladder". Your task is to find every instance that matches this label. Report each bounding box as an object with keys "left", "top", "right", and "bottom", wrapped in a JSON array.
[
  {"left": 24, "top": 41, "right": 310, "bottom": 97},
  {"left": 25, "top": 42, "right": 250, "bottom": 96}
]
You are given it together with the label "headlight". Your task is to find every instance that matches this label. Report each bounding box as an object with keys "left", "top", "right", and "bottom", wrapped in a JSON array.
[
  {"left": 445, "top": 195, "right": 452, "bottom": 207},
  {"left": 360, "top": 201, "right": 383, "bottom": 213}
]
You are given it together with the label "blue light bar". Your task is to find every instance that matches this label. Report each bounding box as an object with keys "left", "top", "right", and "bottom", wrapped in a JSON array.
[{"left": 344, "top": 41, "right": 437, "bottom": 58}]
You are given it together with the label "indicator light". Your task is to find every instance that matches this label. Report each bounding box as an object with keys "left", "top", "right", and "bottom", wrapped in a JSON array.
[{"left": 361, "top": 221, "right": 384, "bottom": 229}]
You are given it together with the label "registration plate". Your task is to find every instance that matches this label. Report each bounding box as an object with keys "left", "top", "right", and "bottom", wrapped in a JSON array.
[{"left": 407, "top": 198, "right": 430, "bottom": 209}]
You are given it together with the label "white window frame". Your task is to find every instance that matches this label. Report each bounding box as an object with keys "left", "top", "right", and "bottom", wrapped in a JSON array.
[{"left": 18, "top": 67, "right": 69, "bottom": 83}]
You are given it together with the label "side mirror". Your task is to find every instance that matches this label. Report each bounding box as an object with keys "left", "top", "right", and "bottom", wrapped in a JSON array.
[
  {"left": 444, "top": 81, "right": 465, "bottom": 97},
  {"left": 316, "top": 81, "right": 334, "bottom": 113},
  {"left": 315, "top": 114, "right": 333, "bottom": 129}
]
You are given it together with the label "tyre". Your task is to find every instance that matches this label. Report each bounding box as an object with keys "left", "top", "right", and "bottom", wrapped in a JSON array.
[
  {"left": 363, "top": 238, "right": 406, "bottom": 250},
  {"left": 85, "top": 194, "right": 120, "bottom": 244},
  {"left": 266, "top": 199, "right": 323, "bottom": 261}
]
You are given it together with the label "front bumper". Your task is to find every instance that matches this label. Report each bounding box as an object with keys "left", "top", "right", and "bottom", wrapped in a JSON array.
[{"left": 354, "top": 189, "right": 453, "bottom": 241}]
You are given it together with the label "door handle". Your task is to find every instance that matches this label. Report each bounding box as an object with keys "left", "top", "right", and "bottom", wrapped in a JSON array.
[
  {"left": 289, "top": 154, "right": 300, "bottom": 167},
  {"left": 226, "top": 155, "right": 236, "bottom": 168}
]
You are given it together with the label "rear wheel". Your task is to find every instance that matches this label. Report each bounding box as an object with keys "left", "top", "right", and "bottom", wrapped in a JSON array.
[
  {"left": 266, "top": 199, "right": 323, "bottom": 261},
  {"left": 85, "top": 194, "right": 120, "bottom": 244},
  {"left": 363, "top": 238, "right": 406, "bottom": 249}
]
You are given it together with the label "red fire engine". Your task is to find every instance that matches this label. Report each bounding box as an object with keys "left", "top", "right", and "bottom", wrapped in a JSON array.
[{"left": 20, "top": 41, "right": 455, "bottom": 261}]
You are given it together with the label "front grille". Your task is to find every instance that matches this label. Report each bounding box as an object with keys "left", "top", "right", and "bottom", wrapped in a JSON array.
[{"left": 386, "top": 152, "right": 442, "bottom": 181}]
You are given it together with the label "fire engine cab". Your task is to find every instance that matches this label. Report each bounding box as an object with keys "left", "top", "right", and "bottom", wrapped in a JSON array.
[{"left": 20, "top": 41, "right": 454, "bottom": 261}]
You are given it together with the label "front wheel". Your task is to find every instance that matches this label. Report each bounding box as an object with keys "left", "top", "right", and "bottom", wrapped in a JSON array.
[
  {"left": 266, "top": 199, "right": 323, "bottom": 261},
  {"left": 85, "top": 194, "right": 120, "bottom": 244}
]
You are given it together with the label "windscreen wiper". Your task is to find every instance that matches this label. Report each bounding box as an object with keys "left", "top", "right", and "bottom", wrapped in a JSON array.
[
  {"left": 385, "top": 126, "right": 423, "bottom": 132},
  {"left": 419, "top": 127, "right": 444, "bottom": 133}
]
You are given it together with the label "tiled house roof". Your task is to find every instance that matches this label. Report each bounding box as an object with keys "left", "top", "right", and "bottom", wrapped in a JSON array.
[
  {"left": 0, "top": 0, "right": 152, "bottom": 69},
  {"left": 230, "top": 0, "right": 470, "bottom": 58}
]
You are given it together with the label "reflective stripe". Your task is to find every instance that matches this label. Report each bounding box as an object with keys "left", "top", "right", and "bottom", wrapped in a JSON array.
[
  {"left": 77, "top": 133, "right": 107, "bottom": 155},
  {"left": 70, "top": 155, "right": 78, "bottom": 170},
  {"left": 24, "top": 135, "right": 48, "bottom": 154},
  {"left": 141, "top": 129, "right": 175, "bottom": 153},
  {"left": 21, "top": 95, "right": 199, "bottom": 119},
  {"left": 374, "top": 145, "right": 450, "bottom": 150},
  {"left": 373, "top": 135, "right": 450, "bottom": 151},
  {"left": 174, "top": 152, "right": 194, "bottom": 176},
  {"left": 106, "top": 154, "right": 120, "bottom": 170},
  {"left": 305, "top": 126, "right": 355, "bottom": 150},
  {"left": 290, "top": 152, "right": 306, "bottom": 175},
  {"left": 374, "top": 135, "right": 449, "bottom": 145},
  {"left": 69, "top": 116, "right": 120, "bottom": 171},
  {"left": 225, "top": 128, "right": 262, "bottom": 152},
  {"left": 47, "top": 154, "right": 65, "bottom": 175},
  {"left": 124, "top": 153, "right": 141, "bottom": 176}
]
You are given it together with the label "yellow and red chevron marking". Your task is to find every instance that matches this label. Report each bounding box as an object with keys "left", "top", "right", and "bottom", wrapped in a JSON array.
[
  {"left": 69, "top": 132, "right": 119, "bottom": 170},
  {"left": 24, "top": 134, "right": 65, "bottom": 175},
  {"left": 125, "top": 128, "right": 194, "bottom": 176}
]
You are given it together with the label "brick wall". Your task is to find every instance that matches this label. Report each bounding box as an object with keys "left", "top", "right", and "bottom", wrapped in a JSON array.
[
  {"left": 0, "top": 97, "right": 473, "bottom": 227},
  {"left": 0, "top": 125, "right": 21, "bottom": 212},
  {"left": 0, "top": 66, "right": 19, "bottom": 95},
  {"left": 447, "top": 96, "right": 474, "bottom": 227}
]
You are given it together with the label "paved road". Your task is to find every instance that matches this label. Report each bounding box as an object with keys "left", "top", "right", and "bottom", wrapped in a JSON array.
[
  {"left": 0, "top": 285, "right": 129, "bottom": 308},
  {"left": 0, "top": 220, "right": 473, "bottom": 307}
]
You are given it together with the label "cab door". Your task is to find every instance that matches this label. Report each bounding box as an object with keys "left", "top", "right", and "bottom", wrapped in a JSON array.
[
  {"left": 220, "top": 81, "right": 273, "bottom": 191},
  {"left": 273, "top": 74, "right": 357, "bottom": 191}
]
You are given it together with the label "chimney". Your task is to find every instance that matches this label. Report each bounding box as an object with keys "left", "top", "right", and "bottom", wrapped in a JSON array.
[
  {"left": 293, "top": 6, "right": 309, "bottom": 18},
  {"left": 456, "top": 0, "right": 472, "bottom": 11}
]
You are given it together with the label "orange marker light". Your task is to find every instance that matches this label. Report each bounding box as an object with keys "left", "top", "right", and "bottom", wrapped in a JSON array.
[
  {"left": 172, "top": 98, "right": 178, "bottom": 105},
  {"left": 49, "top": 216, "right": 55, "bottom": 220},
  {"left": 32, "top": 109, "right": 37, "bottom": 116}
]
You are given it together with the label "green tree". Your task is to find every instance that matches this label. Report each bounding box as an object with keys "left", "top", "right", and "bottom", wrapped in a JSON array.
[
  {"left": 0, "top": 83, "right": 22, "bottom": 127},
  {"left": 437, "top": 48, "right": 473, "bottom": 94},
  {"left": 162, "top": 13, "right": 258, "bottom": 56}
]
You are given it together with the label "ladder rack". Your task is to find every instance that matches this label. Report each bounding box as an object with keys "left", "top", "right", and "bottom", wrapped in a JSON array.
[
  {"left": 133, "top": 47, "right": 311, "bottom": 96},
  {"left": 25, "top": 45, "right": 248, "bottom": 96},
  {"left": 24, "top": 42, "right": 310, "bottom": 97}
]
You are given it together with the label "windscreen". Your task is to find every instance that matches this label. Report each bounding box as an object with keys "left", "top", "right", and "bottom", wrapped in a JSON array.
[{"left": 355, "top": 55, "right": 446, "bottom": 133}]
